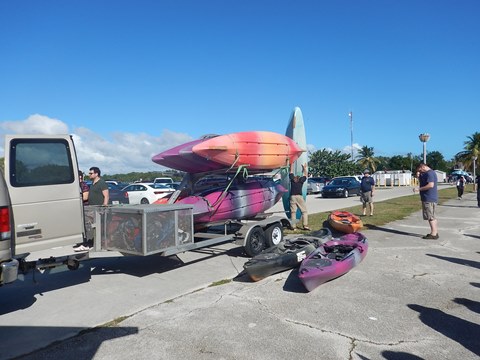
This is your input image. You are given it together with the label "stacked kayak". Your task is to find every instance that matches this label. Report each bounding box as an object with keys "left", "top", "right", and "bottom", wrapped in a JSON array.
[
  {"left": 152, "top": 131, "right": 304, "bottom": 173},
  {"left": 151, "top": 129, "right": 306, "bottom": 228},
  {"left": 298, "top": 232, "right": 368, "bottom": 292},
  {"left": 328, "top": 210, "right": 363, "bottom": 233},
  {"left": 243, "top": 228, "right": 332, "bottom": 282}
]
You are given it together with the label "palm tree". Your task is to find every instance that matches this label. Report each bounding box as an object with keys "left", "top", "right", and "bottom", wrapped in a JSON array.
[
  {"left": 356, "top": 146, "right": 380, "bottom": 173},
  {"left": 458, "top": 132, "right": 480, "bottom": 172}
]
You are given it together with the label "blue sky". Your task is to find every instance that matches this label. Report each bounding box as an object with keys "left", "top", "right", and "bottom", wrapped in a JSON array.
[{"left": 1, "top": 1, "right": 479, "bottom": 174}]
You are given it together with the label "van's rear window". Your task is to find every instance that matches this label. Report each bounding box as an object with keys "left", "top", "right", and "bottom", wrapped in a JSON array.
[{"left": 9, "top": 139, "right": 75, "bottom": 187}]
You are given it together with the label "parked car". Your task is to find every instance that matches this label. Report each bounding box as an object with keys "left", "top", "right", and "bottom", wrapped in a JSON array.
[
  {"left": 107, "top": 183, "right": 130, "bottom": 205},
  {"left": 308, "top": 176, "right": 331, "bottom": 195},
  {"left": 307, "top": 178, "right": 322, "bottom": 195},
  {"left": 309, "top": 176, "right": 331, "bottom": 185},
  {"left": 153, "top": 177, "right": 174, "bottom": 185},
  {"left": 321, "top": 176, "right": 361, "bottom": 198},
  {"left": 122, "top": 183, "right": 174, "bottom": 204},
  {"left": 164, "top": 182, "right": 182, "bottom": 191}
]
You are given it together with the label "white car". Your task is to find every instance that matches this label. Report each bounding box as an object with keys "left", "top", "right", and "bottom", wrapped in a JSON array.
[{"left": 122, "top": 183, "right": 174, "bottom": 204}]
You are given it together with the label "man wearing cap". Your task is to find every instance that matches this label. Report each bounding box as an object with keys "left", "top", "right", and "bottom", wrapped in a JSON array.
[{"left": 360, "top": 169, "right": 375, "bottom": 216}]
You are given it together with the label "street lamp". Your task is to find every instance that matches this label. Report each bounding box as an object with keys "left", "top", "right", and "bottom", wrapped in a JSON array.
[
  {"left": 419, "top": 133, "right": 430, "bottom": 164},
  {"left": 473, "top": 156, "right": 477, "bottom": 188},
  {"left": 349, "top": 112, "right": 353, "bottom": 161}
]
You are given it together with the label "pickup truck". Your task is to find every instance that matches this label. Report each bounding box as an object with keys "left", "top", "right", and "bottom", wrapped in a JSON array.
[{"left": 0, "top": 135, "right": 290, "bottom": 286}]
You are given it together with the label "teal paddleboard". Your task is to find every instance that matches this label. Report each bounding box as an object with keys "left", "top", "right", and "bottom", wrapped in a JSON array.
[{"left": 282, "top": 107, "right": 308, "bottom": 221}]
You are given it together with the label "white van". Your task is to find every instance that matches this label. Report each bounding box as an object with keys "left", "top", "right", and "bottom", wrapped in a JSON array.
[{"left": 154, "top": 177, "right": 173, "bottom": 184}]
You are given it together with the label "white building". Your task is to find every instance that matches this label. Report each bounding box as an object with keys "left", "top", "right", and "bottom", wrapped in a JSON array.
[{"left": 373, "top": 170, "right": 413, "bottom": 186}]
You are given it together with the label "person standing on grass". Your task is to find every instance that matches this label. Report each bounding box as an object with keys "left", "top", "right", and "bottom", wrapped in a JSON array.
[
  {"left": 360, "top": 169, "right": 375, "bottom": 216},
  {"left": 289, "top": 163, "right": 310, "bottom": 231},
  {"left": 413, "top": 163, "right": 439, "bottom": 240}
]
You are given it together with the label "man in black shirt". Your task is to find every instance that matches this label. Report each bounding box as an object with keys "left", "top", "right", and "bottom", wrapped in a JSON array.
[{"left": 289, "top": 163, "right": 310, "bottom": 230}]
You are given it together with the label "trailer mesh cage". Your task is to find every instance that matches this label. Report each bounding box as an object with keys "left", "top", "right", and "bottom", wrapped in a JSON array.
[{"left": 84, "top": 204, "right": 194, "bottom": 256}]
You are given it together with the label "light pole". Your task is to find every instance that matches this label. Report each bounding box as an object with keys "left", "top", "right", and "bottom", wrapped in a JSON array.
[
  {"left": 349, "top": 111, "right": 353, "bottom": 161},
  {"left": 419, "top": 133, "right": 430, "bottom": 164},
  {"left": 473, "top": 156, "right": 477, "bottom": 189}
]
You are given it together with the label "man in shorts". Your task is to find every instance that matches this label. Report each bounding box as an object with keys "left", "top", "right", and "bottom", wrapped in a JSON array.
[
  {"left": 414, "top": 163, "right": 439, "bottom": 239},
  {"left": 360, "top": 169, "right": 375, "bottom": 216}
]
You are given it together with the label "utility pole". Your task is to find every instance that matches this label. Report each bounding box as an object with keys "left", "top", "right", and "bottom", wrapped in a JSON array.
[{"left": 349, "top": 111, "right": 353, "bottom": 161}]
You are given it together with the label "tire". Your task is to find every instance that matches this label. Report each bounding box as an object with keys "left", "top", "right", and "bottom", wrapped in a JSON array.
[
  {"left": 67, "top": 260, "right": 80, "bottom": 271},
  {"left": 140, "top": 198, "right": 149, "bottom": 204},
  {"left": 265, "top": 223, "right": 283, "bottom": 247},
  {"left": 244, "top": 227, "right": 266, "bottom": 257},
  {"left": 343, "top": 190, "right": 349, "bottom": 198}
]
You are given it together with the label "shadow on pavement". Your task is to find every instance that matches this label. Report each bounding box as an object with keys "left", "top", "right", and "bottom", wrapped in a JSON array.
[
  {"left": 364, "top": 224, "right": 421, "bottom": 237},
  {"left": 453, "top": 298, "right": 480, "bottom": 314},
  {"left": 408, "top": 304, "right": 480, "bottom": 356},
  {"left": 464, "top": 233, "right": 480, "bottom": 240},
  {"left": 381, "top": 351, "right": 425, "bottom": 359},
  {"left": 283, "top": 268, "right": 308, "bottom": 293},
  {"left": 426, "top": 254, "right": 480, "bottom": 270},
  {"left": 3, "top": 325, "right": 138, "bottom": 360},
  {"left": 0, "top": 266, "right": 91, "bottom": 316}
]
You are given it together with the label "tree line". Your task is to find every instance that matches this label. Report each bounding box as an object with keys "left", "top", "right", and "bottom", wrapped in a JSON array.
[{"left": 308, "top": 131, "right": 480, "bottom": 178}]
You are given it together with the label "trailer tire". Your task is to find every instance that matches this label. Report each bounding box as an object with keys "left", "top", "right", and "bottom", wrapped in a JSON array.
[
  {"left": 244, "top": 227, "right": 266, "bottom": 257},
  {"left": 67, "top": 260, "right": 80, "bottom": 271},
  {"left": 265, "top": 223, "right": 283, "bottom": 247}
]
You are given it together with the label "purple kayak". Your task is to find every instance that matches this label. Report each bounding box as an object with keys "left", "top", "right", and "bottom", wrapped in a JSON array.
[
  {"left": 298, "top": 232, "right": 368, "bottom": 292},
  {"left": 176, "top": 177, "right": 287, "bottom": 226},
  {"left": 151, "top": 137, "right": 227, "bottom": 173}
]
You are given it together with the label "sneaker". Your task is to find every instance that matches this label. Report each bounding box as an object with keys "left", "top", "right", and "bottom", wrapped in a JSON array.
[
  {"left": 303, "top": 226, "right": 312, "bottom": 231},
  {"left": 74, "top": 245, "right": 90, "bottom": 252},
  {"left": 422, "top": 234, "right": 439, "bottom": 240}
]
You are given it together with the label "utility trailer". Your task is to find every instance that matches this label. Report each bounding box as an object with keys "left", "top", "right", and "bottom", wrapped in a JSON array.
[{"left": 85, "top": 204, "right": 291, "bottom": 258}]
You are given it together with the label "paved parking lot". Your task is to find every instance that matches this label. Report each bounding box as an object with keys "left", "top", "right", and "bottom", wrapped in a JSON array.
[{"left": 1, "top": 186, "right": 478, "bottom": 359}]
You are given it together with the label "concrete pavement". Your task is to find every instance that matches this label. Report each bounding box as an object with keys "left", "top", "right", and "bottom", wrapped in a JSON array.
[{"left": 1, "top": 189, "right": 479, "bottom": 359}]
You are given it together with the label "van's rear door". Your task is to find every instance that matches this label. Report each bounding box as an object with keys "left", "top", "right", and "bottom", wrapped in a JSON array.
[{"left": 4, "top": 135, "right": 84, "bottom": 255}]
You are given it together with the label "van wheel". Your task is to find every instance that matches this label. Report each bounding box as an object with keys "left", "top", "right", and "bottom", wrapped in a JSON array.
[
  {"left": 140, "top": 198, "right": 149, "bottom": 204},
  {"left": 265, "top": 223, "right": 283, "bottom": 247},
  {"left": 244, "top": 227, "right": 266, "bottom": 257}
]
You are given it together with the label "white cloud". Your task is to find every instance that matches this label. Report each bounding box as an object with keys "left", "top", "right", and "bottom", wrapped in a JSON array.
[
  {"left": 0, "top": 115, "right": 193, "bottom": 175},
  {"left": 0, "top": 114, "right": 69, "bottom": 134}
]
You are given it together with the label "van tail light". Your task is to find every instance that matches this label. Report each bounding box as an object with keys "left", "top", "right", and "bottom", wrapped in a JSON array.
[{"left": 0, "top": 206, "right": 12, "bottom": 241}]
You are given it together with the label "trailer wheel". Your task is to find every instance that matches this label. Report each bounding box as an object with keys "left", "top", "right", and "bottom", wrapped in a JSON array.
[
  {"left": 244, "top": 227, "right": 266, "bottom": 257},
  {"left": 265, "top": 223, "right": 283, "bottom": 247}
]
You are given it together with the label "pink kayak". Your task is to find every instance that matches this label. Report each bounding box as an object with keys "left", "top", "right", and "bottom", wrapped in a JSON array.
[{"left": 298, "top": 232, "right": 368, "bottom": 292}]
